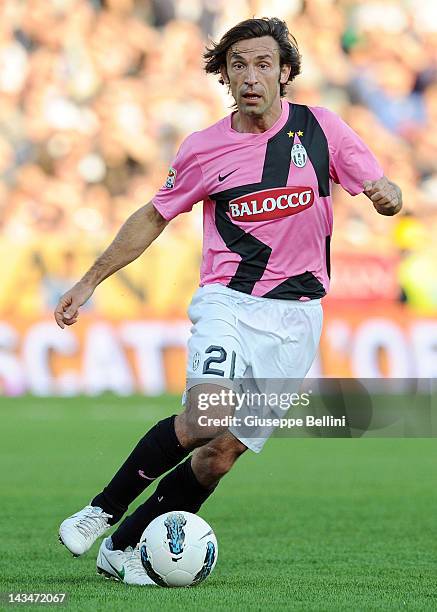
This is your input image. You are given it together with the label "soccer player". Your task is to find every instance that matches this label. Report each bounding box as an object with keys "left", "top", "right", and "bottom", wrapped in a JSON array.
[{"left": 55, "top": 17, "right": 402, "bottom": 585}]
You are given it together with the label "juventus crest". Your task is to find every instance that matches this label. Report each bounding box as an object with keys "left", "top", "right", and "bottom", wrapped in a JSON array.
[{"left": 291, "top": 143, "right": 308, "bottom": 168}]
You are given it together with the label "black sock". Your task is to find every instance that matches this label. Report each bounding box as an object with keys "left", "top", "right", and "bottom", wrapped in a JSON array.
[
  {"left": 111, "top": 458, "right": 214, "bottom": 551},
  {"left": 91, "top": 415, "right": 189, "bottom": 524}
]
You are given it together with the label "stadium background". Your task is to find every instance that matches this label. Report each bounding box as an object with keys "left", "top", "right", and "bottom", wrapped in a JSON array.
[{"left": 1, "top": 0, "right": 437, "bottom": 396}]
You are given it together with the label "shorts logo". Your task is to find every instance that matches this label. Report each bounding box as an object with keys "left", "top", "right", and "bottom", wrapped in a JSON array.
[
  {"left": 228, "top": 187, "right": 314, "bottom": 222},
  {"left": 291, "top": 143, "right": 307, "bottom": 168},
  {"left": 192, "top": 352, "right": 201, "bottom": 371},
  {"left": 164, "top": 167, "right": 177, "bottom": 189}
]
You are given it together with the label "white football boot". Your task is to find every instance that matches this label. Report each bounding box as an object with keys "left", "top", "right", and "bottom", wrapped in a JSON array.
[
  {"left": 59, "top": 505, "right": 112, "bottom": 556},
  {"left": 97, "top": 538, "right": 157, "bottom": 586}
]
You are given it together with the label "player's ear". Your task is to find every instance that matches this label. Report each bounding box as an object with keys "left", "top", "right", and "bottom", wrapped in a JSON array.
[
  {"left": 220, "top": 66, "right": 230, "bottom": 85},
  {"left": 280, "top": 63, "right": 291, "bottom": 84}
]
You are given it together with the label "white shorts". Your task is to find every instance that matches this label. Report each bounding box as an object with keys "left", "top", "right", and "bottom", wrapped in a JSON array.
[{"left": 184, "top": 284, "right": 323, "bottom": 452}]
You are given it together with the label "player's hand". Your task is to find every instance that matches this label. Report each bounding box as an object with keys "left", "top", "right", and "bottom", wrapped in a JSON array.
[
  {"left": 363, "top": 177, "right": 402, "bottom": 216},
  {"left": 54, "top": 282, "right": 94, "bottom": 329}
]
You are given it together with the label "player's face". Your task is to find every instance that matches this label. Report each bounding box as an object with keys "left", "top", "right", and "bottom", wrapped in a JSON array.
[{"left": 223, "top": 36, "right": 290, "bottom": 118}]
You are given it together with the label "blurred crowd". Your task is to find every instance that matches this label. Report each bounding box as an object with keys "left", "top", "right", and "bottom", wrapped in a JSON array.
[{"left": 0, "top": 0, "right": 436, "bottom": 318}]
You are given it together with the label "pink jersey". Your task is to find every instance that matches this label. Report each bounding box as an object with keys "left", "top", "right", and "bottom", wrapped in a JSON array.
[{"left": 153, "top": 102, "right": 383, "bottom": 300}]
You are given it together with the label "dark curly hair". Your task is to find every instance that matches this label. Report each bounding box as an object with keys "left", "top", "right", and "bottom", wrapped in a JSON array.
[{"left": 204, "top": 17, "right": 301, "bottom": 96}]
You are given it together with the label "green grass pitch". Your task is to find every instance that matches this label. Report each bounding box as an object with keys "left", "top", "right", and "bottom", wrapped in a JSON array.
[{"left": 1, "top": 395, "right": 437, "bottom": 611}]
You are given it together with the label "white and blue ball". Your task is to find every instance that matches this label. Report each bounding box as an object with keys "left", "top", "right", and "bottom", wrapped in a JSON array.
[{"left": 139, "top": 511, "right": 218, "bottom": 587}]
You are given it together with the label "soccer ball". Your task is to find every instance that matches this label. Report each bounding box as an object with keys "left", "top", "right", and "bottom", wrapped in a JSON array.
[{"left": 139, "top": 511, "right": 218, "bottom": 587}]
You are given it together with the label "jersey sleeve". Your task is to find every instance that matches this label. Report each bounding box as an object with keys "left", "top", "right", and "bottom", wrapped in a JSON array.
[
  {"left": 152, "top": 136, "right": 207, "bottom": 221},
  {"left": 323, "top": 109, "right": 384, "bottom": 196}
]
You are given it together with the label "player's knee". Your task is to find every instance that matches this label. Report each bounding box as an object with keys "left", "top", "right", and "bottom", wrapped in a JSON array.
[
  {"left": 174, "top": 411, "right": 205, "bottom": 450},
  {"left": 178, "top": 384, "right": 237, "bottom": 446},
  {"left": 197, "top": 436, "right": 246, "bottom": 481},
  {"left": 198, "top": 445, "right": 231, "bottom": 480}
]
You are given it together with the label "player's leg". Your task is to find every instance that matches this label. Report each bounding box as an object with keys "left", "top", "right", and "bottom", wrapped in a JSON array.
[
  {"left": 99, "top": 294, "right": 324, "bottom": 582},
  {"left": 58, "top": 377, "right": 239, "bottom": 558},
  {"left": 96, "top": 432, "right": 246, "bottom": 585},
  {"left": 91, "top": 416, "right": 189, "bottom": 520},
  {"left": 97, "top": 383, "right": 246, "bottom": 583},
  {"left": 58, "top": 415, "right": 195, "bottom": 556},
  {"left": 91, "top": 378, "right": 238, "bottom": 522},
  {"left": 108, "top": 429, "right": 247, "bottom": 552},
  {"left": 107, "top": 381, "right": 245, "bottom": 551},
  {"left": 58, "top": 374, "right": 240, "bottom": 557},
  {"left": 60, "top": 285, "right": 245, "bottom": 558},
  {"left": 98, "top": 287, "right": 249, "bottom": 556}
]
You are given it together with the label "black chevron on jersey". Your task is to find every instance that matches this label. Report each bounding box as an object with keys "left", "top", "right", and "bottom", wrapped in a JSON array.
[
  {"left": 214, "top": 206, "right": 272, "bottom": 294},
  {"left": 210, "top": 103, "right": 330, "bottom": 298},
  {"left": 262, "top": 271, "right": 325, "bottom": 300}
]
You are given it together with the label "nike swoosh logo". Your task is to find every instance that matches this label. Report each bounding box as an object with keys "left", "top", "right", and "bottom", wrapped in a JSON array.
[
  {"left": 157, "top": 496, "right": 164, "bottom": 502},
  {"left": 105, "top": 555, "right": 125, "bottom": 581},
  {"left": 199, "top": 529, "right": 213, "bottom": 540},
  {"left": 218, "top": 169, "right": 238, "bottom": 182},
  {"left": 138, "top": 470, "right": 155, "bottom": 480}
]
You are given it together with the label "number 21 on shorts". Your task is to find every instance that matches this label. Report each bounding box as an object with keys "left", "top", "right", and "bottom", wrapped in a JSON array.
[{"left": 198, "top": 345, "right": 236, "bottom": 379}]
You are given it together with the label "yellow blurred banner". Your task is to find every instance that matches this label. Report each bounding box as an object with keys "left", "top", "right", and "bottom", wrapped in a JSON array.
[
  {"left": 1, "top": 303, "right": 436, "bottom": 396},
  {"left": 0, "top": 232, "right": 200, "bottom": 320}
]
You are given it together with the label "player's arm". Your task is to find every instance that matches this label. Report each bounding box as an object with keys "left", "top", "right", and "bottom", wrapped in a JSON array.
[
  {"left": 315, "top": 108, "right": 403, "bottom": 217},
  {"left": 54, "top": 202, "right": 167, "bottom": 328},
  {"left": 363, "top": 176, "right": 403, "bottom": 216}
]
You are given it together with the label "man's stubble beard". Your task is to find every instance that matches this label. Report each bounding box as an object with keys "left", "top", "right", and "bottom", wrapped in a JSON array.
[{"left": 237, "top": 96, "right": 270, "bottom": 118}]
